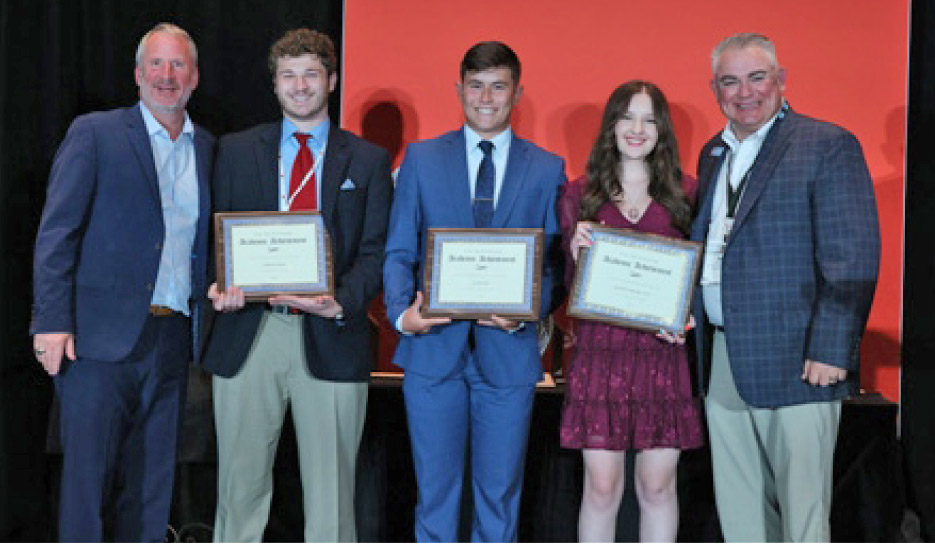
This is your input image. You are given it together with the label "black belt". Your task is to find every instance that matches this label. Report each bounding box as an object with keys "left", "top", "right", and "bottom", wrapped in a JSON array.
[
  {"left": 713, "top": 325, "right": 725, "bottom": 333},
  {"left": 268, "top": 304, "right": 303, "bottom": 315}
]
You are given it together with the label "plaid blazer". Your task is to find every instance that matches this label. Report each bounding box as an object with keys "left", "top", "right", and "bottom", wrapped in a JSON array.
[{"left": 690, "top": 108, "right": 881, "bottom": 408}]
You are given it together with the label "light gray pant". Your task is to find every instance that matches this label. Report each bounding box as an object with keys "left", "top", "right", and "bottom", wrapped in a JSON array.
[
  {"left": 212, "top": 312, "right": 368, "bottom": 542},
  {"left": 705, "top": 331, "right": 841, "bottom": 542}
]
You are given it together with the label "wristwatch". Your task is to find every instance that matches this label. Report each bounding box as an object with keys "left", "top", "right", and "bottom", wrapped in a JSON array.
[{"left": 334, "top": 311, "right": 345, "bottom": 326}]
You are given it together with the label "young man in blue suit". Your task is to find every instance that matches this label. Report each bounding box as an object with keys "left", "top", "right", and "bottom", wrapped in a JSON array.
[
  {"left": 383, "top": 41, "right": 566, "bottom": 542},
  {"left": 203, "top": 29, "right": 393, "bottom": 542},
  {"left": 691, "top": 33, "right": 881, "bottom": 541},
  {"left": 30, "top": 23, "right": 213, "bottom": 541}
]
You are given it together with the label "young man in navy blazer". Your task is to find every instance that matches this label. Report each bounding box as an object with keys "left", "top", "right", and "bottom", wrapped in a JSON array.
[
  {"left": 383, "top": 41, "right": 566, "bottom": 542},
  {"left": 31, "top": 23, "right": 214, "bottom": 541},
  {"left": 203, "top": 29, "right": 393, "bottom": 542},
  {"left": 691, "top": 33, "right": 881, "bottom": 541}
]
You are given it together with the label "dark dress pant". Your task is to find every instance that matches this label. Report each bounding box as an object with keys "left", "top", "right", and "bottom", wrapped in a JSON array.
[{"left": 55, "top": 314, "right": 189, "bottom": 542}]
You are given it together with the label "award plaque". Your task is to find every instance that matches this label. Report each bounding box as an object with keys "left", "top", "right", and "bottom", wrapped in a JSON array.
[
  {"left": 214, "top": 211, "right": 334, "bottom": 301},
  {"left": 423, "top": 228, "right": 543, "bottom": 320},
  {"left": 568, "top": 226, "right": 701, "bottom": 333}
]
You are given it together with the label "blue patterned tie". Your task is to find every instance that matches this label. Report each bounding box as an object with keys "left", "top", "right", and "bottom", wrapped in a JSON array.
[{"left": 473, "top": 140, "right": 495, "bottom": 228}]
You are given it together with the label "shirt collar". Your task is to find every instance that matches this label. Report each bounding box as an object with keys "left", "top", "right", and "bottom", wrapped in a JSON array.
[
  {"left": 139, "top": 101, "right": 193, "bottom": 138},
  {"left": 281, "top": 118, "right": 330, "bottom": 148},
  {"left": 463, "top": 124, "right": 512, "bottom": 153},
  {"left": 720, "top": 101, "right": 786, "bottom": 150}
]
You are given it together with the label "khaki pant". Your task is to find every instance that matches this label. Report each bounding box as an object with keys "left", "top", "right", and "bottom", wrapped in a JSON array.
[
  {"left": 212, "top": 312, "right": 367, "bottom": 542},
  {"left": 705, "top": 330, "right": 841, "bottom": 542}
]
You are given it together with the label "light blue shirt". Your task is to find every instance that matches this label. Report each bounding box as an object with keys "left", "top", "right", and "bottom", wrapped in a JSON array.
[
  {"left": 464, "top": 124, "right": 512, "bottom": 206},
  {"left": 279, "top": 118, "right": 330, "bottom": 211},
  {"left": 140, "top": 102, "right": 199, "bottom": 316}
]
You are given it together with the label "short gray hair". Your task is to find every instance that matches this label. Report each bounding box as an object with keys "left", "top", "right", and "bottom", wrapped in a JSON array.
[
  {"left": 135, "top": 22, "right": 198, "bottom": 66},
  {"left": 711, "top": 33, "right": 778, "bottom": 74}
]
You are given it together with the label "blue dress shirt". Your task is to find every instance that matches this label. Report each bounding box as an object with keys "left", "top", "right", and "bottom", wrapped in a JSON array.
[
  {"left": 141, "top": 102, "right": 199, "bottom": 316},
  {"left": 278, "top": 118, "right": 330, "bottom": 211}
]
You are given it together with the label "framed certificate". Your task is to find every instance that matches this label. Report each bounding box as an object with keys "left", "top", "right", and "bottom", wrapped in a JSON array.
[
  {"left": 214, "top": 211, "right": 334, "bottom": 302},
  {"left": 568, "top": 226, "right": 701, "bottom": 333},
  {"left": 423, "top": 228, "right": 542, "bottom": 320}
]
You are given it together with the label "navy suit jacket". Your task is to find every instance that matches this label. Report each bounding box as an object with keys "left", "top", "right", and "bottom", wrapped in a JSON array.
[
  {"left": 201, "top": 122, "right": 393, "bottom": 382},
  {"left": 690, "top": 108, "right": 881, "bottom": 407},
  {"left": 31, "top": 105, "right": 214, "bottom": 363},
  {"left": 383, "top": 129, "right": 566, "bottom": 387}
]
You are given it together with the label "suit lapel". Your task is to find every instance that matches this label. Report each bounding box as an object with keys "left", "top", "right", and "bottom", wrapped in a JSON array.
[
  {"left": 731, "top": 111, "right": 795, "bottom": 230},
  {"left": 320, "top": 126, "right": 350, "bottom": 227},
  {"left": 443, "top": 130, "right": 475, "bottom": 227},
  {"left": 124, "top": 106, "right": 160, "bottom": 208},
  {"left": 492, "top": 135, "right": 530, "bottom": 228},
  {"left": 691, "top": 139, "right": 727, "bottom": 240},
  {"left": 193, "top": 128, "right": 213, "bottom": 267},
  {"left": 193, "top": 129, "right": 212, "bottom": 218},
  {"left": 255, "top": 123, "right": 281, "bottom": 211}
]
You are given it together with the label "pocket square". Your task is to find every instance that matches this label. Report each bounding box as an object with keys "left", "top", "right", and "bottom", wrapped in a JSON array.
[{"left": 340, "top": 179, "right": 356, "bottom": 190}]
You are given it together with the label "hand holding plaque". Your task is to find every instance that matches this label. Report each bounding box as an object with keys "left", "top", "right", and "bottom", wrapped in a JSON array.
[
  {"left": 567, "top": 226, "right": 701, "bottom": 333},
  {"left": 214, "top": 211, "right": 334, "bottom": 302}
]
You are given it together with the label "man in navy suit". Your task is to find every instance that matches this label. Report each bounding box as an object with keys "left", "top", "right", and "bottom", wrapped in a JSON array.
[
  {"left": 30, "top": 23, "right": 213, "bottom": 541},
  {"left": 203, "top": 29, "right": 392, "bottom": 541},
  {"left": 383, "top": 41, "right": 566, "bottom": 542},
  {"left": 691, "top": 33, "right": 881, "bottom": 541}
]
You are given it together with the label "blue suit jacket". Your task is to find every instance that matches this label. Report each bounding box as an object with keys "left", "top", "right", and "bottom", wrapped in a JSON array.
[
  {"left": 690, "top": 108, "right": 881, "bottom": 407},
  {"left": 31, "top": 105, "right": 214, "bottom": 363},
  {"left": 384, "top": 129, "right": 566, "bottom": 387}
]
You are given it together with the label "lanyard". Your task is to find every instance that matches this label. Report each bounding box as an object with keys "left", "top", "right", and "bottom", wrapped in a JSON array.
[
  {"left": 278, "top": 143, "right": 326, "bottom": 211},
  {"left": 724, "top": 151, "right": 752, "bottom": 219}
]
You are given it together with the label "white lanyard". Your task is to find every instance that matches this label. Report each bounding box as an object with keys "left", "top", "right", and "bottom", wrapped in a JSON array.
[{"left": 278, "top": 143, "right": 326, "bottom": 211}]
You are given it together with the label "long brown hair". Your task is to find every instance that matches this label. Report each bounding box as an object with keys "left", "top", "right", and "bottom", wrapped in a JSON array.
[{"left": 580, "top": 81, "right": 691, "bottom": 233}]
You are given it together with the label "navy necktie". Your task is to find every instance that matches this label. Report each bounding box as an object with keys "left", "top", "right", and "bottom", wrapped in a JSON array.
[{"left": 473, "top": 140, "right": 495, "bottom": 228}]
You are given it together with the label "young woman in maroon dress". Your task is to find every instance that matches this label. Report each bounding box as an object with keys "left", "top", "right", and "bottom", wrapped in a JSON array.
[{"left": 559, "top": 81, "right": 704, "bottom": 542}]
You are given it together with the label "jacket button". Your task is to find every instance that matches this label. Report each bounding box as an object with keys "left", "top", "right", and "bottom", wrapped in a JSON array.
[
  {"left": 155, "top": 242, "right": 162, "bottom": 250},
  {"left": 146, "top": 283, "right": 154, "bottom": 291}
]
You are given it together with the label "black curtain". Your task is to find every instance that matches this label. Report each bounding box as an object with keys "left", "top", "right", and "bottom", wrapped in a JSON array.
[
  {"left": 903, "top": 0, "right": 935, "bottom": 540},
  {"left": 0, "top": 1, "right": 342, "bottom": 539}
]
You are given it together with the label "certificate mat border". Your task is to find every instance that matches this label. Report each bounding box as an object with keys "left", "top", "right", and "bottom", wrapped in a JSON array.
[
  {"left": 567, "top": 226, "right": 701, "bottom": 333},
  {"left": 214, "top": 211, "right": 334, "bottom": 302},
  {"left": 423, "top": 228, "right": 542, "bottom": 320}
]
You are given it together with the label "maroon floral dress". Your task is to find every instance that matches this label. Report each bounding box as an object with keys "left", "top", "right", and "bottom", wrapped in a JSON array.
[{"left": 558, "top": 176, "right": 704, "bottom": 451}]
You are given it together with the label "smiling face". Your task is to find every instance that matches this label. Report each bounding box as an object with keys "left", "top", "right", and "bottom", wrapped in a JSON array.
[
  {"left": 134, "top": 31, "right": 198, "bottom": 115},
  {"left": 711, "top": 45, "right": 786, "bottom": 140},
  {"left": 457, "top": 67, "right": 523, "bottom": 139},
  {"left": 614, "top": 92, "right": 659, "bottom": 162},
  {"left": 273, "top": 53, "right": 336, "bottom": 128}
]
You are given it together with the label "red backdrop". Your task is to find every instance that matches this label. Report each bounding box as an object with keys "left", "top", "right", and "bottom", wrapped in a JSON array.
[{"left": 341, "top": 0, "right": 908, "bottom": 401}]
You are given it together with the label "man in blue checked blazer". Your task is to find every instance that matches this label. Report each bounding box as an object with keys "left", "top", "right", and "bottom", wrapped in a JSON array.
[
  {"left": 691, "top": 33, "right": 880, "bottom": 542},
  {"left": 383, "top": 42, "right": 565, "bottom": 541}
]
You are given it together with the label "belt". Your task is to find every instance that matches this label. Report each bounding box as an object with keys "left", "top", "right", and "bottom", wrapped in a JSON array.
[
  {"left": 268, "top": 304, "right": 304, "bottom": 315},
  {"left": 149, "top": 305, "right": 180, "bottom": 317},
  {"left": 713, "top": 325, "right": 725, "bottom": 333}
]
